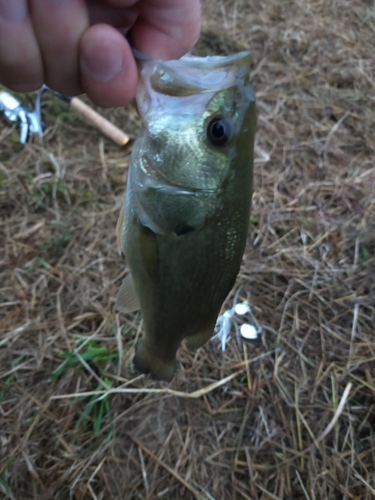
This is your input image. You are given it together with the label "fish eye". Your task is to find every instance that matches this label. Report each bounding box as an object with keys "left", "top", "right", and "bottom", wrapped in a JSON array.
[{"left": 207, "top": 117, "right": 231, "bottom": 147}]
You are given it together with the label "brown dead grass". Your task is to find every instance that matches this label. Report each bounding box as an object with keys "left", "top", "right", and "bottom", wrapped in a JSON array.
[{"left": 1, "top": 0, "right": 375, "bottom": 498}]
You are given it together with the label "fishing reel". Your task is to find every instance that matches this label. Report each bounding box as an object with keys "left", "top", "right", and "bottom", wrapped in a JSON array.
[{"left": 0, "top": 88, "right": 43, "bottom": 143}]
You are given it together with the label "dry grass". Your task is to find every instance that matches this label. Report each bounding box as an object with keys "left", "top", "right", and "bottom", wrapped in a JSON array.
[{"left": 1, "top": 0, "right": 375, "bottom": 498}]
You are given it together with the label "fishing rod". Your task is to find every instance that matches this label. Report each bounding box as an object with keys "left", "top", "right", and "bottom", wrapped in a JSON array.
[{"left": 0, "top": 85, "right": 130, "bottom": 146}]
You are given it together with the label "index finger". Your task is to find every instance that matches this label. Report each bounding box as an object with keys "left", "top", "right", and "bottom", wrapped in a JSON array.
[
  {"left": 129, "top": 0, "right": 201, "bottom": 59},
  {"left": 81, "top": 0, "right": 200, "bottom": 107}
]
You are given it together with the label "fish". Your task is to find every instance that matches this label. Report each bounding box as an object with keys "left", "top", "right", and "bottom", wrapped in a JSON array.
[{"left": 116, "top": 51, "right": 256, "bottom": 381}]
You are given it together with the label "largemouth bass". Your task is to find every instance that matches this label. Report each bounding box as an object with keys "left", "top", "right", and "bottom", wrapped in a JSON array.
[{"left": 117, "top": 51, "right": 256, "bottom": 381}]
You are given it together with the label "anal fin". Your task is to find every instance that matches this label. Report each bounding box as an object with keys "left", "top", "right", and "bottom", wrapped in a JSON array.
[{"left": 116, "top": 273, "right": 140, "bottom": 313}]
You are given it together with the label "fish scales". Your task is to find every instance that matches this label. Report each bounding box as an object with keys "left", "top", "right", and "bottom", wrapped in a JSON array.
[{"left": 117, "top": 51, "right": 256, "bottom": 381}]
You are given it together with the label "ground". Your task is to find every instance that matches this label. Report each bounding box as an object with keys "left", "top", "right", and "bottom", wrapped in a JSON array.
[{"left": 1, "top": 0, "right": 375, "bottom": 499}]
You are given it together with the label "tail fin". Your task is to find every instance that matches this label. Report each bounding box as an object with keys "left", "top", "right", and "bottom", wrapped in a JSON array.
[{"left": 133, "top": 338, "right": 177, "bottom": 382}]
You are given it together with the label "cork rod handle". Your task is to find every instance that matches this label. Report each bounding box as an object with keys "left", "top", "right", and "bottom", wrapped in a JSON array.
[{"left": 70, "top": 97, "right": 130, "bottom": 147}]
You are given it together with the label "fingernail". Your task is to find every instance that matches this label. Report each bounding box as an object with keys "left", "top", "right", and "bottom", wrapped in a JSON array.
[
  {"left": 0, "top": 0, "right": 27, "bottom": 22},
  {"left": 81, "top": 41, "right": 123, "bottom": 83}
]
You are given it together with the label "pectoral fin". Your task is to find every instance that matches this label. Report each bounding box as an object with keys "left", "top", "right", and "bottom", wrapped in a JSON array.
[
  {"left": 116, "top": 273, "right": 140, "bottom": 313},
  {"left": 138, "top": 223, "right": 160, "bottom": 283},
  {"left": 116, "top": 206, "right": 125, "bottom": 256}
]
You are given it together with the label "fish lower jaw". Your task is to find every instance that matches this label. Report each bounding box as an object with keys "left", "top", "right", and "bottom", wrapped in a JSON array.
[{"left": 133, "top": 338, "right": 177, "bottom": 382}]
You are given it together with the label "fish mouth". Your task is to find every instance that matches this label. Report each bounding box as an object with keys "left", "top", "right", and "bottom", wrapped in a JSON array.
[
  {"left": 141, "top": 51, "right": 253, "bottom": 97},
  {"left": 180, "top": 51, "right": 253, "bottom": 69}
]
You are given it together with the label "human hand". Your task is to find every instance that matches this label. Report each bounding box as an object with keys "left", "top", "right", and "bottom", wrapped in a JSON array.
[{"left": 0, "top": 0, "right": 201, "bottom": 107}]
